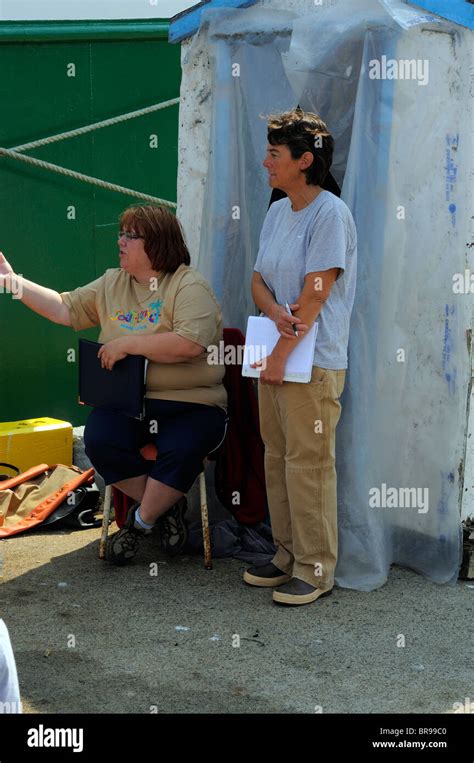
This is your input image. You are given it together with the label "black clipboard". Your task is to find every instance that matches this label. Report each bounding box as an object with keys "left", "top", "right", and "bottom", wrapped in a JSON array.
[{"left": 78, "top": 339, "right": 147, "bottom": 420}]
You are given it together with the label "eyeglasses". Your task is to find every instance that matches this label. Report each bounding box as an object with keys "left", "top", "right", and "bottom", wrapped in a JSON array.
[{"left": 118, "top": 231, "right": 143, "bottom": 241}]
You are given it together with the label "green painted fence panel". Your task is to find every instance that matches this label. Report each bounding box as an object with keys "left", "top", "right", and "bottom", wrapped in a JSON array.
[{"left": 0, "top": 21, "right": 180, "bottom": 426}]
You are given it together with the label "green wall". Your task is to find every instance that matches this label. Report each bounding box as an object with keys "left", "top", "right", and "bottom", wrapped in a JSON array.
[{"left": 0, "top": 20, "right": 181, "bottom": 426}]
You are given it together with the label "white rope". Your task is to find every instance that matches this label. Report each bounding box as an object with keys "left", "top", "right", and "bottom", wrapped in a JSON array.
[
  {"left": 0, "top": 148, "right": 177, "bottom": 208},
  {"left": 0, "top": 96, "right": 180, "bottom": 208},
  {"left": 11, "top": 97, "right": 180, "bottom": 153}
]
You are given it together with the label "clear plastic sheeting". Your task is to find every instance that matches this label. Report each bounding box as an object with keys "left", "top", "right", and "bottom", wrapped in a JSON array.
[
  {"left": 193, "top": 0, "right": 472, "bottom": 590},
  {"left": 195, "top": 7, "right": 298, "bottom": 329},
  {"left": 282, "top": 0, "right": 389, "bottom": 185}
]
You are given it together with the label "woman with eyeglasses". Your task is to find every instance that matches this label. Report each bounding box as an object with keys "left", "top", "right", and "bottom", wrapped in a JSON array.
[{"left": 0, "top": 205, "right": 228, "bottom": 564}]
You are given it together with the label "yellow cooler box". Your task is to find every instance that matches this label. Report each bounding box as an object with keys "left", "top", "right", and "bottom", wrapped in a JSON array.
[{"left": 0, "top": 418, "right": 73, "bottom": 473}]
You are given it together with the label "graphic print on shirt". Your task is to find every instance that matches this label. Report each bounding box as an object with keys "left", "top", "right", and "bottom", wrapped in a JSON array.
[{"left": 110, "top": 299, "right": 163, "bottom": 331}]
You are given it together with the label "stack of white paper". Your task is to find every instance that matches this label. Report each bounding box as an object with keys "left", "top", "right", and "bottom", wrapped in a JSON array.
[{"left": 242, "top": 316, "right": 318, "bottom": 383}]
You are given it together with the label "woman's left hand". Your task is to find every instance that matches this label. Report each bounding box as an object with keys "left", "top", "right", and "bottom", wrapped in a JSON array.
[
  {"left": 97, "top": 337, "right": 130, "bottom": 370},
  {"left": 251, "top": 353, "right": 285, "bottom": 385}
]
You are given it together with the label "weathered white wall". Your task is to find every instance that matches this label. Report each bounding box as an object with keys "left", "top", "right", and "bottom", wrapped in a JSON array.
[
  {"left": 177, "top": 34, "right": 213, "bottom": 265},
  {"left": 460, "top": 35, "right": 474, "bottom": 522},
  {"left": 462, "top": 53, "right": 474, "bottom": 520}
]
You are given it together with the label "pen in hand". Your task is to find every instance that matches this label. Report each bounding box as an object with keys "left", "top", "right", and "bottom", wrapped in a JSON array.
[{"left": 285, "top": 302, "right": 299, "bottom": 337}]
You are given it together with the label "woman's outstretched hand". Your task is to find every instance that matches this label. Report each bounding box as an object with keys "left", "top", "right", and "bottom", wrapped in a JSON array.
[
  {"left": 97, "top": 337, "right": 130, "bottom": 371},
  {"left": 269, "top": 303, "right": 308, "bottom": 339}
]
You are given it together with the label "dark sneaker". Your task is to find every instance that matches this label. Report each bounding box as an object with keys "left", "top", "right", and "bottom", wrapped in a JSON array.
[
  {"left": 272, "top": 577, "right": 333, "bottom": 606},
  {"left": 158, "top": 497, "right": 188, "bottom": 556},
  {"left": 243, "top": 562, "right": 291, "bottom": 587},
  {"left": 105, "top": 504, "right": 152, "bottom": 566}
]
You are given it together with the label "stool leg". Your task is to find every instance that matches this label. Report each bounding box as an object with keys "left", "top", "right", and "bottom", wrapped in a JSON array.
[
  {"left": 99, "top": 485, "right": 112, "bottom": 560},
  {"left": 199, "top": 471, "right": 212, "bottom": 570}
]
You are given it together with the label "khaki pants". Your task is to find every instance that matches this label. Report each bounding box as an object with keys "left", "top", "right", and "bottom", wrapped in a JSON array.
[{"left": 258, "top": 367, "right": 346, "bottom": 590}]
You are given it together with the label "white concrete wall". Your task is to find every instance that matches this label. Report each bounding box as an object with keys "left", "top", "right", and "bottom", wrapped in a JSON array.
[
  {"left": 460, "top": 37, "right": 474, "bottom": 522},
  {"left": 0, "top": 0, "right": 200, "bottom": 20},
  {"left": 177, "top": 34, "right": 213, "bottom": 265}
]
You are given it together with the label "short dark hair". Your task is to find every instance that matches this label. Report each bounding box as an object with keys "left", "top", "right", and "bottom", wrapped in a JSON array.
[
  {"left": 266, "top": 108, "right": 335, "bottom": 187},
  {"left": 119, "top": 205, "right": 191, "bottom": 273}
]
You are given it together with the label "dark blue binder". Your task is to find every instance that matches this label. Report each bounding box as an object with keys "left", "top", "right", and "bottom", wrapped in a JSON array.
[{"left": 78, "top": 339, "right": 147, "bottom": 420}]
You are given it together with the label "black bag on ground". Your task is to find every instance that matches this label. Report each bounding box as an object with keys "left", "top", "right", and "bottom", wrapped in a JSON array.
[{"left": 41, "top": 483, "right": 102, "bottom": 530}]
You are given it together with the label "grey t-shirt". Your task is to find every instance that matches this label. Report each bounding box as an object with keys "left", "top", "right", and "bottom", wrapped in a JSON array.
[{"left": 254, "top": 190, "right": 357, "bottom": 370}]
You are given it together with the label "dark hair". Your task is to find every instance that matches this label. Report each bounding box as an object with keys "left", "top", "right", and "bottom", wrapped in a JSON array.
[
  {"left": 119, "top": 205, "right": 191, "bottom": 273},
  {"left": 266, "top": 108, "right": 335, "bottom": 187}
]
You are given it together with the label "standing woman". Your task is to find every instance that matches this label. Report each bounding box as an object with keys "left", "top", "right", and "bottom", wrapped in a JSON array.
[{"left": 244, "top": 109, "right": 357, "bottom": 606}]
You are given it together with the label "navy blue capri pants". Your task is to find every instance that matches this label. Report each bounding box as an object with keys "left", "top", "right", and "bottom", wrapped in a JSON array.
[{"left": 84, "top": 399, "right": 228, "bottom": 493}]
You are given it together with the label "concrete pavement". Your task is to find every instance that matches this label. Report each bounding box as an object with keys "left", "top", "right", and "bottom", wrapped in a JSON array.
[{"left": 0, "top": 524, "right": 472, "bottom": 714}]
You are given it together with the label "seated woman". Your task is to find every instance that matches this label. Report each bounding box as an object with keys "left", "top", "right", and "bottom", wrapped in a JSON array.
[{"left": 0, "top": 205, "right": 228, "bottom": 565}]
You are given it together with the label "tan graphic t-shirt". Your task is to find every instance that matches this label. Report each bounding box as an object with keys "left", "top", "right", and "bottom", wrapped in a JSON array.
[{"left": 61, "top": 265, "right": 227, "bottom": 409}]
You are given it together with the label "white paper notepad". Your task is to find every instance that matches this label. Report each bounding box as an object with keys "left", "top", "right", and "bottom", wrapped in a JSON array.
[{"left": 242, "top": 316, "right": 318, "bottom": 383}]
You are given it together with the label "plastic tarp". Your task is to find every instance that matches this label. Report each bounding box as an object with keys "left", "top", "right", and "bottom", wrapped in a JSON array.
[{"left": 189, "top": 0, "right": 472, "bottom": 590}]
